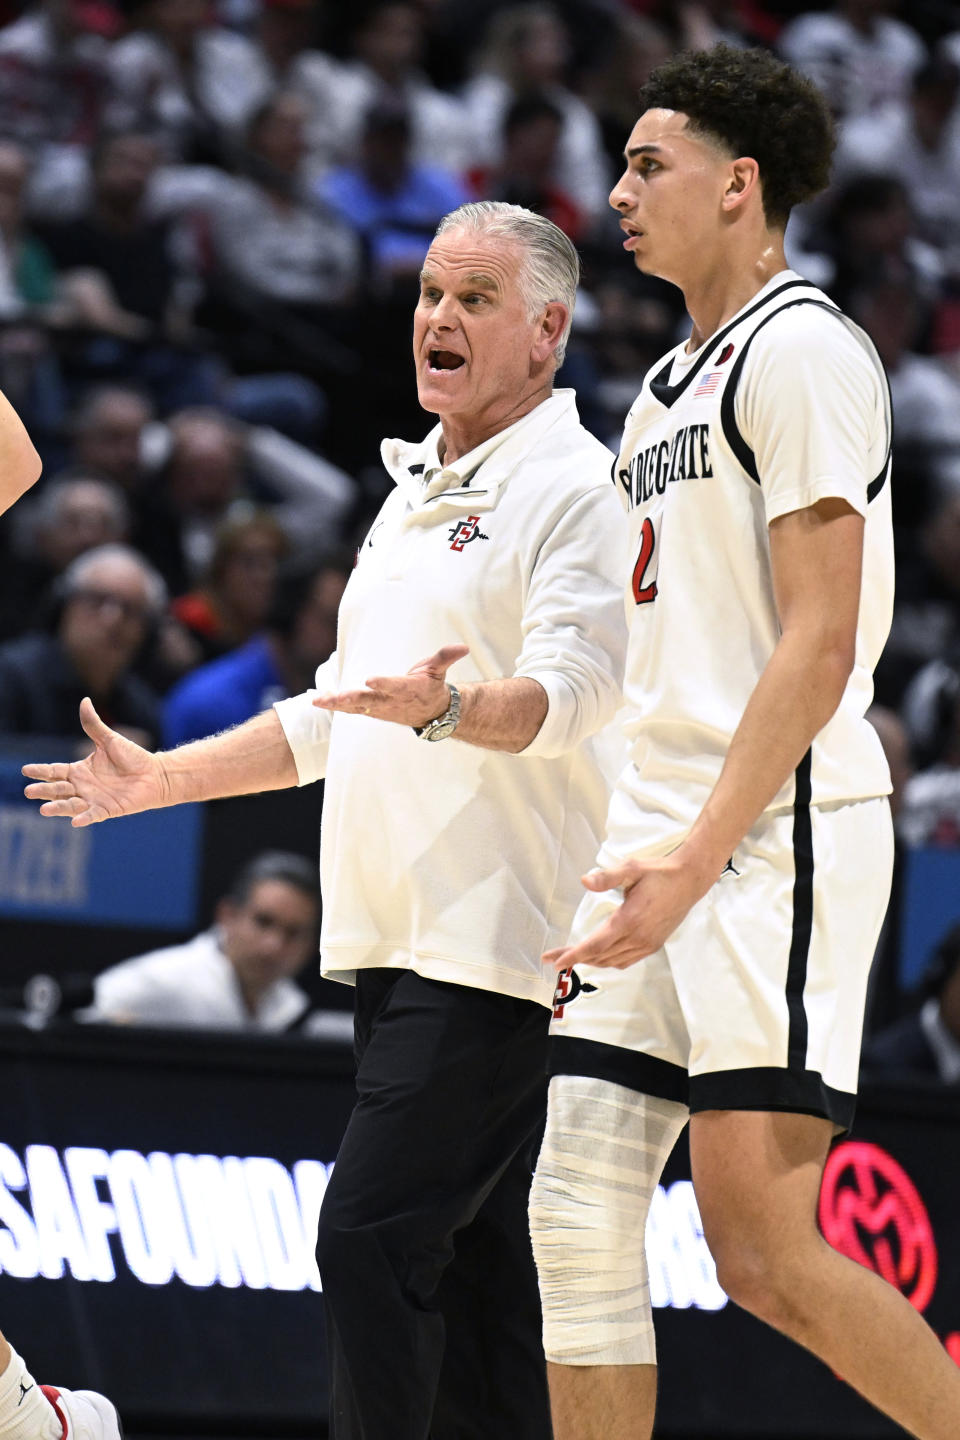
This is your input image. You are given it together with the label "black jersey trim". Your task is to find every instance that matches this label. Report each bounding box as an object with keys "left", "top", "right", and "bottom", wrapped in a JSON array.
[
  {"left": 688, "top": 1067, "right": 856, "bottom": 1129},
  {"left": 548, "top": 1035, "right": 690, "bottom": 1105},
  {"left": 649, "top": 279, "right": 815, "bottom": 409},
  {"left": 786, "top": 749, "right": 814, "bottom": 1071},
  {"left": 719, "top": 299, "right": 893, "bottom": 504}
]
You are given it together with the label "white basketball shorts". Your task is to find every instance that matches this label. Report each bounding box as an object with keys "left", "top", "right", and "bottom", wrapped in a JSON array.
[{"left": 548, "top": 796, "right": 894, "bottom": 1129}]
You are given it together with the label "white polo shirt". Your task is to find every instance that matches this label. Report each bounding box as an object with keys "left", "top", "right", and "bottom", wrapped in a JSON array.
[{"left": 275, "top": 390, "right": 628, "bottom": 1007}]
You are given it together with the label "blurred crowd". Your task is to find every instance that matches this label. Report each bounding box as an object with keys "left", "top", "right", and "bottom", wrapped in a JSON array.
[{"left": 0, "top": 0, "right": 958, "bottom": 1062}]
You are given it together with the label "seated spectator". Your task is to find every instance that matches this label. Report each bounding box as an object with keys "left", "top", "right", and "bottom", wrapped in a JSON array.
[
  {"left": 35, "top": 128, "right": 220, "bottom": 413},
  {"left": 68, "top": 382, "right": 154, "bottom": 493},
  {"left": 200, "top": 91, "right": 362, "bottom": 380},
  {"left": 461, "top": 4, "right": 611, "bottom": 223},
  {"left": 328, "top": 2, "right": 472, "bottom": 175},
  {"left": 0, "top": 0, "right": 117, "bottom": 219},
  {"left": 134, "top": 406, "right": 355, "bottom": 595},
  {"left": 106, "top": 0, "right": 269, "bottom": 163},
  {"left": 778, "top": 0, "right": 926, "bottom": 119},
  {"left": 0, "top": 542, "right": 163, "bottom": 747},
  {"left": 899, "top": 655, "right": 960, "bottom": 847},
  {"left": 170, "top": 510, "right": 290, "bottom": 664},
  {"left": 319, "top": 99, "right": 469, "bottom": 296},
  {"left": 847, "top": 276, "right": 960, "bottom": 515},
  {"left": 880, "top": 492, "right": 960, "bottom": 708},
  {"left": 834, "top": 56, "right": 960, "bottom": 258},
  {"left": 468, "top": 92, "right": 584, "bottom": 239},
  {"left": 88, "top": 850, "right": 323, "bottom": 1031},
  {"left": 812, "top": 176, "right": 945, "bottom": 314},
  {"left": 0, "top": 473, "right": 129, "bottom": 639},
  {"left": 862, "top": 922, "right": 960, "bottom": 1081},
  {"left": 584, "top": 13, "right": 673, "bottom": 175},
  {"left": 162, "top": 551, "right": 350, "bottom": 747}
]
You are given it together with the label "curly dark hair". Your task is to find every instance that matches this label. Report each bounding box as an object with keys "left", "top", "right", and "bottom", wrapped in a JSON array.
[{"left": 637, "top": 44, "right": 835, "bottom": 229}]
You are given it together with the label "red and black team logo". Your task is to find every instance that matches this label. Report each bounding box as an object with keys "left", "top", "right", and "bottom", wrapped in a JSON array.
[
  {"left": 818, "top": 1141, "right": 938, "bottom": 1313},
  {"left": 552, "top": 966, "right": 598, "bottom": 1021},
  {"left": 448, "top": 516, "right": 490, "bottom": 551}
]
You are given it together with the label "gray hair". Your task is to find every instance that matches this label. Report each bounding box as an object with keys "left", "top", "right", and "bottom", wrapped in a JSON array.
[
  {"left": 60, "top": 543, "right": 168, "bottom": 617},
  {"left": 434, "top": 201, "right": 579, "bottom": 367},
  {"left": 35, "top": 476, "right": 130, "bottom": 537}
]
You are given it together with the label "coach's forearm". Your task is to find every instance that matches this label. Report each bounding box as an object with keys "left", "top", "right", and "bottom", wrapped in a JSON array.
[
  {"left": 158, "top": 708, "right": 299, "bottom": 806},
  {"left": 454, "top": 677, "right": 549, "bottom": 753}
]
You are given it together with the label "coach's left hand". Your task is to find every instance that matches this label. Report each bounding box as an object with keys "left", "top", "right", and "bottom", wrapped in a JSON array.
[
  {"left": 313, "top": 644, "right": 469, "bottom": 728},
  {"left": 543, "top": 851, "right": 716, "bottom": 971}
]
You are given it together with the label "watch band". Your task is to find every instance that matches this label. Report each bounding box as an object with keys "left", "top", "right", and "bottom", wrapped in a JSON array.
[{"left": 413, "top": 682, "right": 461, "bottom": 741}]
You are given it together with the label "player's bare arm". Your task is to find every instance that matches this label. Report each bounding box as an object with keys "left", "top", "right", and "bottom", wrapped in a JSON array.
[
  {"left": 23, "top": 701, "right": 298, "bottom": 827},
  {"left": 313, "top": 643, "right": 549, "bottom": 753},
  {"left": 546, "top": 495, "right": 863, "bottom": 970},
  {"left": 0, "top": 386, "right": 42, "bottom": 516}
]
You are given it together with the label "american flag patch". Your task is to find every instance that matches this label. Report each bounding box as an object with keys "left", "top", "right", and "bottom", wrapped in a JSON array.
[{"left": 694, "top": 370, "right": 723, "bottom": 398}]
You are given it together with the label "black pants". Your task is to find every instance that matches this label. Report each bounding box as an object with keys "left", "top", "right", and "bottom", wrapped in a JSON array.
[{"left": 316, "top": 968, "right": 553, "bottom": 1440}]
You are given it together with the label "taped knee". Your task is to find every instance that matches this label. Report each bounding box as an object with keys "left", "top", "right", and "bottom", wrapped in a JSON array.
[{"left": 529, "top": 1076, "right": 687, "bottom": 1367}]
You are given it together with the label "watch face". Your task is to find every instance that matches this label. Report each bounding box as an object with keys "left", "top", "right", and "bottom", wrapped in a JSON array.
[{"left": 427, "top": 720, "right": 457, "bottom": 741}]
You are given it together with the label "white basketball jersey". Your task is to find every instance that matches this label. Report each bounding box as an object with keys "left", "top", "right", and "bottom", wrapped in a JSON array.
[{"left": 606, "top": 270, "right": 894, "bottom": 856}]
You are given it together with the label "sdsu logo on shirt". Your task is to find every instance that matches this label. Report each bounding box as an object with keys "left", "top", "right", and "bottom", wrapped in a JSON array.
[{"left": 448, "top": 517, "right": 490, "bottom": 551}]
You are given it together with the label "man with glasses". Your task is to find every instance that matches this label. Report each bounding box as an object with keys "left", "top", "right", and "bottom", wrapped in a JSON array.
[{"left": 0, "top": 544, "right": 163, "bottom": 747}]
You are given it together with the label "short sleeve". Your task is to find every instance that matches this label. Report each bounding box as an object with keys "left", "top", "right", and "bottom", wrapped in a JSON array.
[{"left": 735, "top": 307, "right": 890, "bottom": 525}]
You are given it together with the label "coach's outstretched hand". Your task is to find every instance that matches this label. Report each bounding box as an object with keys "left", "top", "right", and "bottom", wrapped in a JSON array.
[
  {"left": 312, "top": 643, "right": 469, "bottom": 729},
  {"left": 22, "top": 697, "right": 168, "bottom": 827}
]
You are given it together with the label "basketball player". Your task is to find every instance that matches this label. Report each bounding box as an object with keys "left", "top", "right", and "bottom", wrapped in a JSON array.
[
  {"left": 0, "top": 390, "right": 40, "bottom": 517},
  {"left": 529, "top": 44, "right": 960, "bottom": 1440},
  {"left": 21, "top": 204, "right": 627, "bottom": 1440}
]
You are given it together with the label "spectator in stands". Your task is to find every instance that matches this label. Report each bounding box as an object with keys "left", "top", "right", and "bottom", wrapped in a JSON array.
[
  {"left": 0, "top": 473, "right": 129, "bottom": 640},
  {"left": 106, "top": 0, "right": 265, "bottom": 163},
  {"left": 779, "top": 0, "right": 926, "bottom": 119},
  {"left": 834, "top": 56, "right": 960, "bottom": 257},
  {"left": 880, "top": 490, "right": 960, "bottom": 708},
  {"left": 898, "top": 647, "right": 960, "bottom": 846},
  {"left": 461, "top": 4, "right": 610, "bottom": 221},
  {"left": 813, "top": 176, "right": 944, "bottom": 313},
  {"left": 88, "top": 849, "right": 322, "bottom": 1030},
  {"left": 0, "top": 542, "right": 163, "bottom": 747},
  {"left": 134, "top": 406, "right": 355, "bottom": 595},
  {"left": 201, "top": 91, "right": 362, "bottom": 382},
  {"left": 69, "top": 383, "right": 154, "bottom": 493},
  {"left": 329, "top": 1, "right": 472, "bottom": 175},
  {"left": 468, "top": 92, "right": 584, "bottom": 240},
  {"left": 0, "top": 0, "right": 117, "bottom": 218},
  {"left": 170, "top": 509, "right": 290, "bottom": 665},
  {"left": 36, "top": 128, "right": 220, "bottom": 412},
  {"left": 163, "top": 551, "right": 350, "bottom": 747},
  {"left": 319, "top": 99, "right": 469, "bottom": 297},
  {"left": 847, "top": 276, "right": 960, "bottom": 514},
  {"left": 585, "top": 13, "right": 674, "bottom": 175},
  {"left": 862, "top": 920, "right": 960, "bottom": 1080}
]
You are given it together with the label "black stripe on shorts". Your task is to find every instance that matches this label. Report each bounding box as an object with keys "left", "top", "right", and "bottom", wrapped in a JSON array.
[
  {"left": 548, "top": 1035, "right": 689, "bottom": 1106},
  {"left": 786, "top": 750, "right": 814, "bottom": 1072}
]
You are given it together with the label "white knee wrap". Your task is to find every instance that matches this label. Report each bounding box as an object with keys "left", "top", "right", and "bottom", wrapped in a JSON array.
[{"left": 529, "top": 1074, "right": 688, "bottom": 1367}]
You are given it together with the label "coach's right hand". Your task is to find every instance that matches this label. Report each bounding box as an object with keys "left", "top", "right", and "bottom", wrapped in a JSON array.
[{"left": 22, "top": 697, "right": 168, "bottom": 827}]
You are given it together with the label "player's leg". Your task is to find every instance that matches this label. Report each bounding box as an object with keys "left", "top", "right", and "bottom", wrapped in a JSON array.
[
  {"left": 691, "top": 1108, "right": 960, "bottom": 1439},
  {"left": 431, "top": 1131, "right": 550, "bottom": 1440},
  {"left": 530, "top": 1074, "right": 688, "bottom": 1440},
  {"left": 0, "top": 1331, "right": 122, "bottom": 1440},
  {"left": 316, "top": 969, "right": 551, "bottom": 1440}
]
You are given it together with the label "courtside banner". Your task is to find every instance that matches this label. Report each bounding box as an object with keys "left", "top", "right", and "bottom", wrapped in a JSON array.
[
  {"left": 0, "top": 1025, "right": 956, "bottom": 1436},
  {"left": 0, "top": 759, "right": 203, "bottom": 930}
]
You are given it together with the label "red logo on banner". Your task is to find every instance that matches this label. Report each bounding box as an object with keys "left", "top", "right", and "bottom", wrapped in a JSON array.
[{"left": 818, "top": 1141, "right": 937, "bottom": 1313}]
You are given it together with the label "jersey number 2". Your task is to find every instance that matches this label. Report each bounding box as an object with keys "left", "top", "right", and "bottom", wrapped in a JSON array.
[{"left": 631, "top": 517, "right": 658, "bottom": 605}]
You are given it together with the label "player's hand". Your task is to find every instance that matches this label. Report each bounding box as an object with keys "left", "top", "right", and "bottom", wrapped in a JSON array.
[
  {"left": 312, "top": 644, "right": 469, "bottom": 729},
  {"left": 543, "top": 852, "right": 715, "bottom": 971},
  {"left": 22, "top": 697, "right": 169, "bottom": 827}
]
